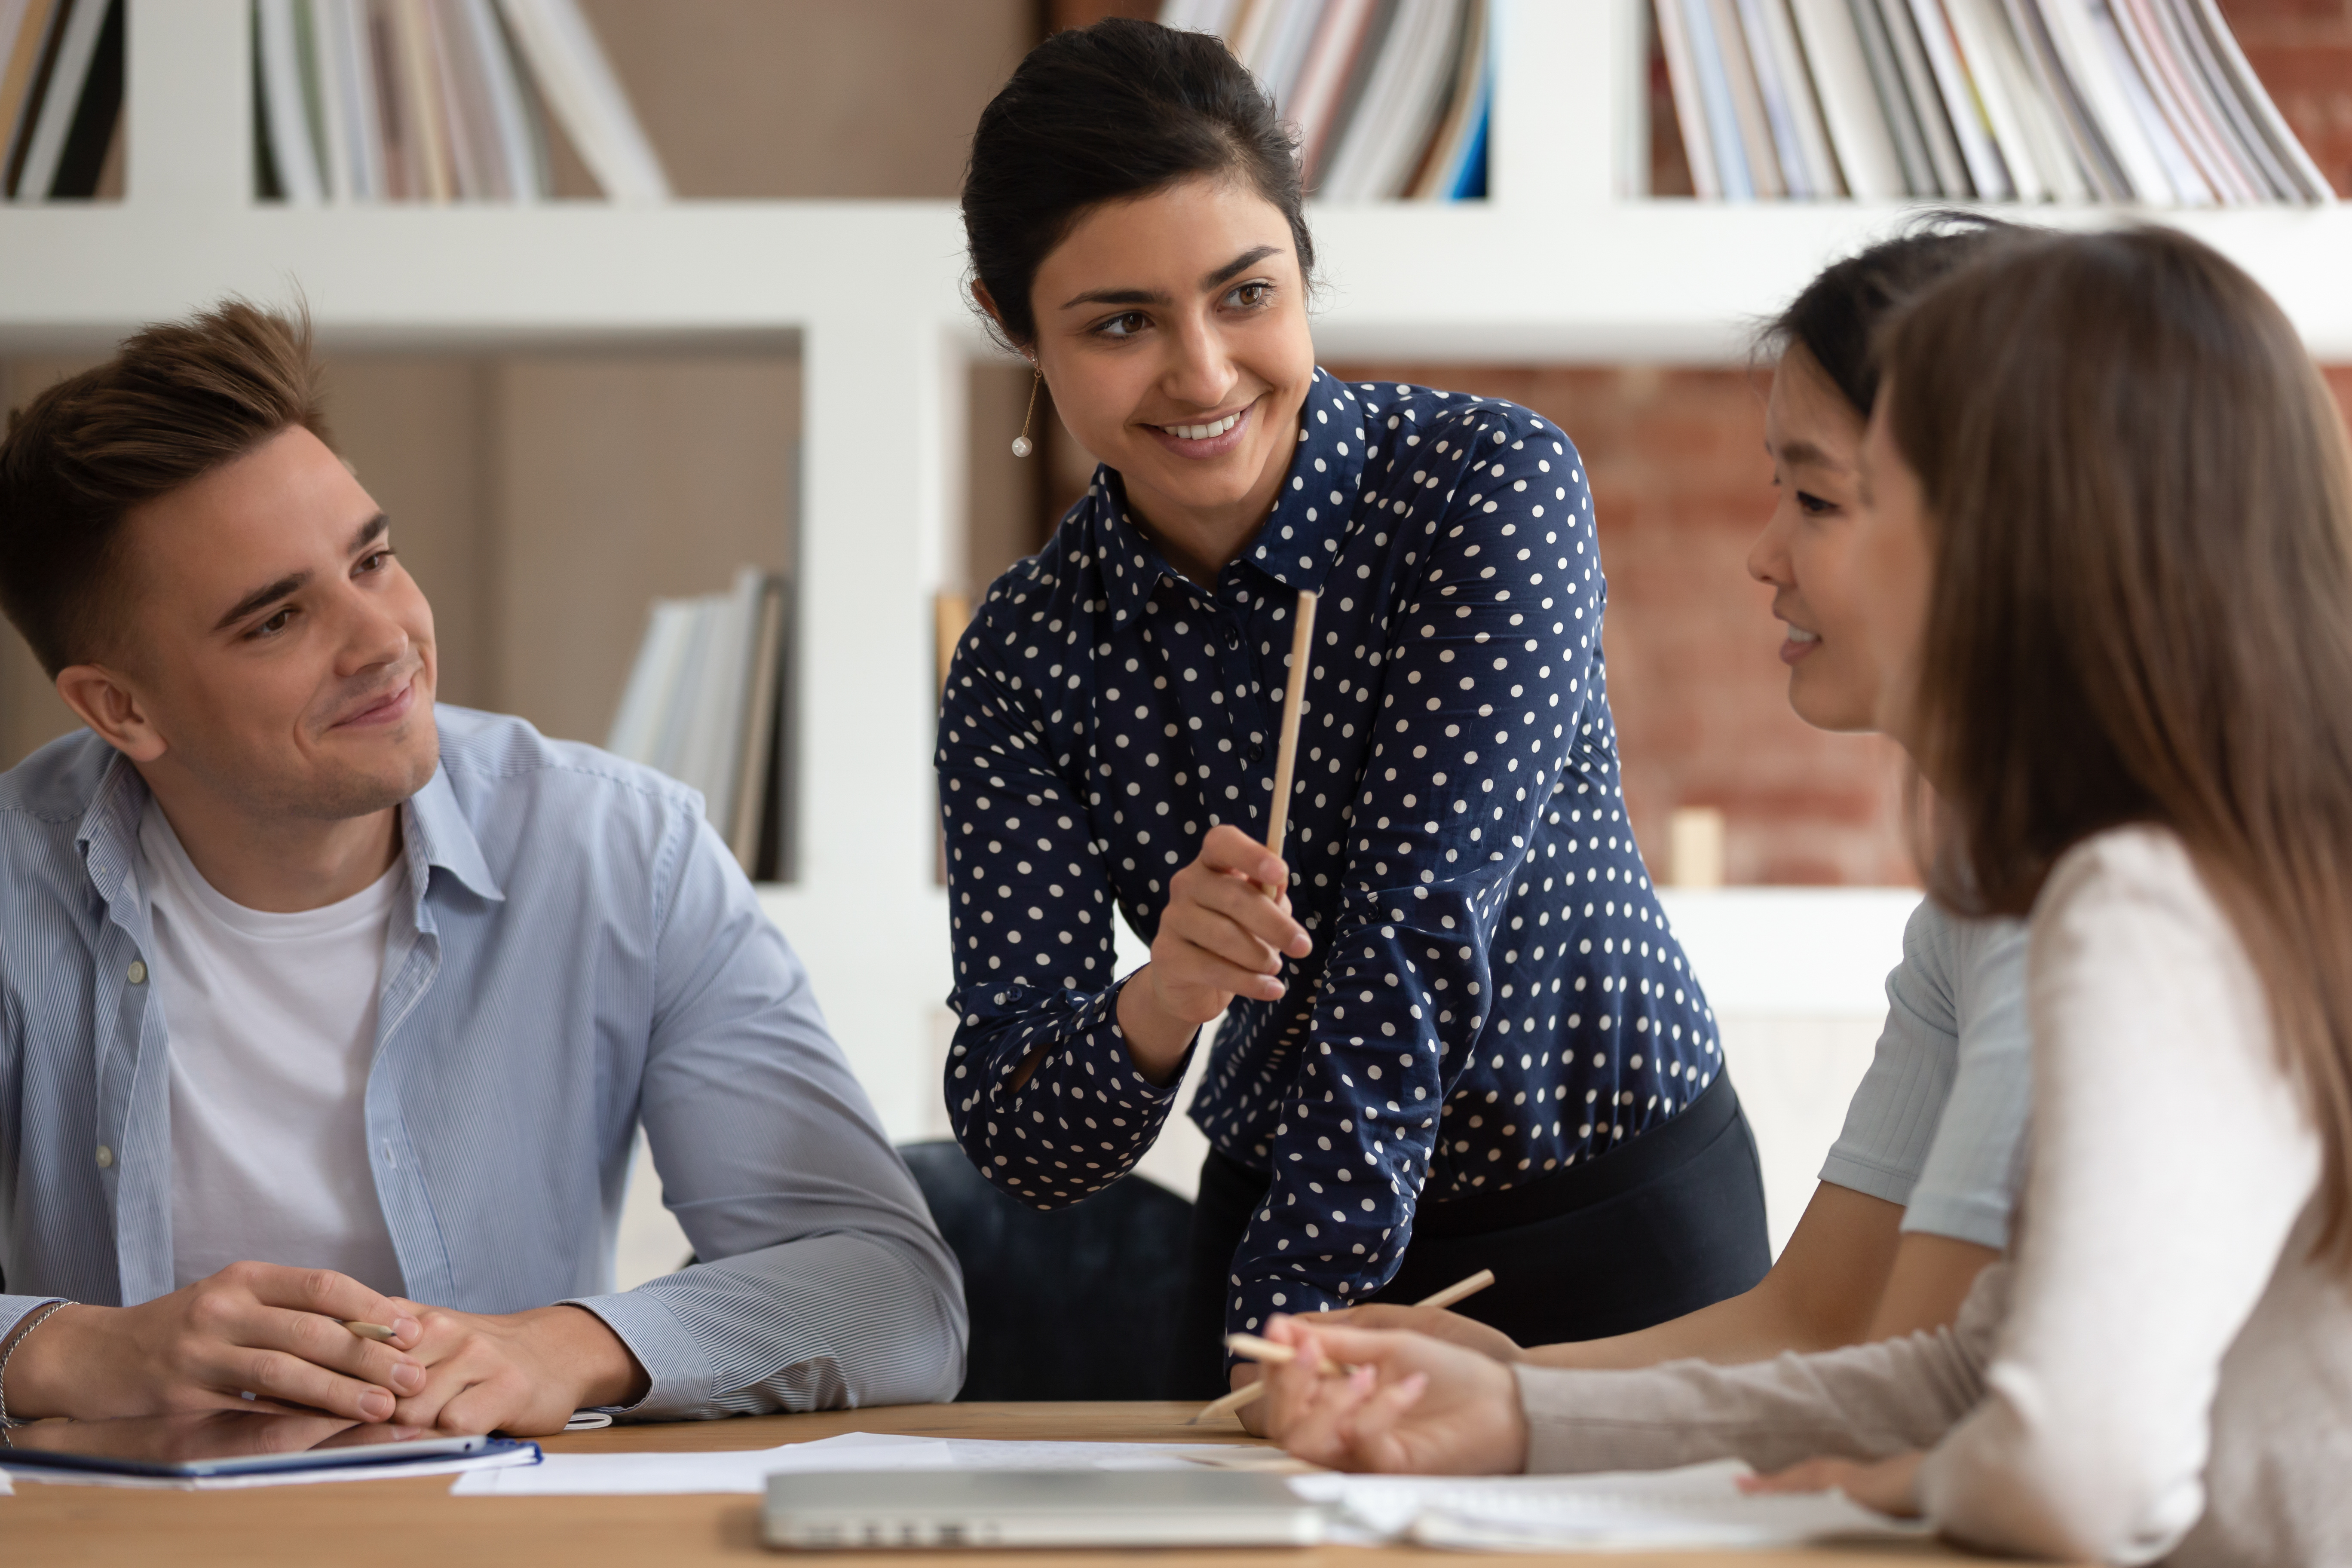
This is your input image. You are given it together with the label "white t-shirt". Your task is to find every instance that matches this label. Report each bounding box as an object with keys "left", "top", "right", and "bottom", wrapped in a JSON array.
[{"left": 141, "top": 801, "right": 407, "bottom": 1295}]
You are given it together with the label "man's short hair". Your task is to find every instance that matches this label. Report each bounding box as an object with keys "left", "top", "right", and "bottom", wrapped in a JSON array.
[{"left": 0, "top": 300, "right": 331, "bottom": 676}]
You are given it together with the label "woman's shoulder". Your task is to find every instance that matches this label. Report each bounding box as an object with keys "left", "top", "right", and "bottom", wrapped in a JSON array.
[
  {"left": 2034, "top": 824, "right": 2221, "bottom": 936},
  {"left": 962, "top": 491, "right": 1102, "bottom": 645},
  {"left": 1900, "top": 898, "right": 2029, "bottom": 1001},
  {"left": 1334, "top": 376, "right": 1581, "bottom": 478}
]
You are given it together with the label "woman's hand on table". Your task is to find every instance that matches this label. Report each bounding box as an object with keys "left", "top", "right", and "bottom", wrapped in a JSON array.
[
  {"left": 1309, "top": 1303, "right": 1526, "bottom": 1362},
  {"left": 1258, "top": 1315, "right": 1527, "bottom": 1475},
  {"left": 1740, "top": 1451, "right": 1926, "bottom": 1517},
  {"left": 1117, "top": 824, "right": 1311, "bottom": 1082}
]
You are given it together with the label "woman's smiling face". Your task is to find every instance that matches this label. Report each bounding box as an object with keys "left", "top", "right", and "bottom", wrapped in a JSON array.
[
  {"left": 1746, "top": 345, "right": 1888, "bottom": 734},
  {"left": 1018, "top": 174, "right": 1316, "bottom": 563}
]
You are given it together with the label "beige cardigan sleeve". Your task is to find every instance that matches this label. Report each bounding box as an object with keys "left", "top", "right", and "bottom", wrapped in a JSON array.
[
  {"left": 1914, "top": 830, "right": 2318, "bottom": 1566},
  {"left": 1515, "top": 1263, "right": 2004, "bottom": 1475}
]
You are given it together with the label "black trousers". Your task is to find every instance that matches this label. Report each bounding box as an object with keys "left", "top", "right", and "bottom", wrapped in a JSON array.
[{"left": 1169, "top": 1072, "right": 1772, "bottom": 1399}]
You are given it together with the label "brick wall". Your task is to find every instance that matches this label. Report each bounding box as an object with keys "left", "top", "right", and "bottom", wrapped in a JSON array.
[{"left": 2224, "top": 0, "right": 2352, "bottom": 196}]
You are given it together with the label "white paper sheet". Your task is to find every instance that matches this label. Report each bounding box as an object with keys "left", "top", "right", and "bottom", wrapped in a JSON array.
[
  {"left": 1290, "top": 1459, "right": 1928, "bottom": 1551},
  {"left": 2, "top": 1442, "right": 539, "bottom": 1493},
  {"left": 449, "top": 1430, "right": 1275, "bottom": 1497}
]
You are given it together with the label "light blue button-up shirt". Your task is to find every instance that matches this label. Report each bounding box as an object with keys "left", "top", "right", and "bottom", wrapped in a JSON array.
[{"left": 0, "top": 707, "right": 965, "bottom": 1418}]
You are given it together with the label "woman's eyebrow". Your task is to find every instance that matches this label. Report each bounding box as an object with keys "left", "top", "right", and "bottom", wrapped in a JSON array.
[
  {"left": 1059, "top": 245, "right": 1284, "bottom": 311},
  {"left": 1773, "top": 438, "right": 1849, "bottom": 471},
  {"left": 1203, "top": 244, "right": 1280, "bottom": 288}
]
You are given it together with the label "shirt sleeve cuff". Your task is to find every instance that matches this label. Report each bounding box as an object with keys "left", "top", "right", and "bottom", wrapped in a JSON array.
[
  {"left": 1818, "top": 1153, "right": 1920, "bottom": 1209},
  {"left": 561, "top": 1290, "right": 712, "bottom": 1421},
  {"left": 1896, "top": 1190, "right": 2012, "bottom": 1252}
]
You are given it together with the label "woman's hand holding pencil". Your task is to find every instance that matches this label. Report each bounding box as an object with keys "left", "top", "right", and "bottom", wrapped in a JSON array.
[
  {"left": 1108, "top": 589, "right": 1321, "bottom": 1086},
  {"left": 1191, "top": 1269, "right": 1495, "bottom": 1426},
  {"left": 1253, "top": 1308, "right": 1530, "bottom": 1476}
]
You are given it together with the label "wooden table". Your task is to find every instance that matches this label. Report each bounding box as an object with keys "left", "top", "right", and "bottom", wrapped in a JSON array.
[{"left": 2, "top": 1402, "right": 1970, "bottom": 1566}]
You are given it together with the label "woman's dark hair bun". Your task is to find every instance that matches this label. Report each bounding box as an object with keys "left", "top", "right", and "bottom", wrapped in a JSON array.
[
  {"left": 1764, "top": 211, "right": 2021, "bottom": 416},
  {"left": 962, "top": 18, "right": 1314, "bottom": 348}
]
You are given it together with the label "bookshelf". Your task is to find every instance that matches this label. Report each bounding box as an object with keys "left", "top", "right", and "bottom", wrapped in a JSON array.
[{"left": 3, "top": 1, "right": 2349, "bottom": 1143}]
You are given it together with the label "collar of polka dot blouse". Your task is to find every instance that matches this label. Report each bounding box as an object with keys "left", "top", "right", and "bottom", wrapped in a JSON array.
[{"left": 1092, "top": 368, "right": 1366, "bottom": 625}]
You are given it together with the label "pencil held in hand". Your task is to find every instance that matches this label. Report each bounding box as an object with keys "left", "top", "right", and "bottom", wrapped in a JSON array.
[
  {"left": 1188, "top": 1267, "right": 1496, "bottom": 1424},
  {"left": 1413, "top": 1268, "right": 1495, "bottom": 1312},
  {"left": 1263, "top": 588, "right": 1318, "bottom": 868},
  {"left": 343, "top": 1320, "right": 398, "bottom": 1342}
]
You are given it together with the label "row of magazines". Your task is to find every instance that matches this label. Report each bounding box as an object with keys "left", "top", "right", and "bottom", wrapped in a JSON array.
[
  {"left": 252, "top": 0, "right": 668, "bottom": 203},
  {"left": 1161, "top": 0, "right": 1494, "bottom": 201},
  {"left": 1661, "top": 0, "right": 2331, "bottom": 203}
]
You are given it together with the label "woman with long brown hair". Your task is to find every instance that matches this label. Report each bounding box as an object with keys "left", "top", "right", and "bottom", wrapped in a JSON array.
[{"left": 1251, "top": 225, "right": 2352, "bottom": 1565}]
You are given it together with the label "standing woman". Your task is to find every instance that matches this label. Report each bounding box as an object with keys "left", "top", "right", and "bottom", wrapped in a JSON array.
[{"left": 939, "top": 18, "right": 1767, "bottom": 1399}]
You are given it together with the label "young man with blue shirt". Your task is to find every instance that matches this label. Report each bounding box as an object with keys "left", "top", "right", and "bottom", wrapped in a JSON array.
[{"left": 0, "top": 302, "right": 964, "bottom": 1433}]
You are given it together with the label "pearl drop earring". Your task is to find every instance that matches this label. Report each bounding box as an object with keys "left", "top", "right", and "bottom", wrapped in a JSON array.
[{"left": 1012, "top": 367, "right": 1041, "bottom": 458}]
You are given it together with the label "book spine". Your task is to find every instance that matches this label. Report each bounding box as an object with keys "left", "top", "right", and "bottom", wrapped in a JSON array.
[
  {"left": 456, "top": 0, "right": 536, "bottom": 199},
  {"left": 1942, "top": 0, "right": 2043, "bottom": 198},
  {"left": 2174, "top": 0, "right": 2291, "bottom": 199},
  {"left": 1845, "top": 0, "right": 1936, "bottom": 194},
  {"left": 1733, "top": 0, "right": 1817, "bottom": 195},
  {"left": 258, "top": 0, "right": 324, "bottom": 202},
  {"left": 1877, "top": 0, "right": 1972, "bottom": 195},
  {"left": 291, "top": 0, "right": 344, "bottom": 200},
  {"left": 2002, "top": 0, "right": 2130, "bottom": 197},
  {"left": 1707, "top": 0, "right": 1788, "bottom": 196},
  {"left": 494, "top": 0, "right": 668, "bottom": 202},
  {"left": 1654, "top": 0, "right": 1723, "bottom": 197},
  {"left": 2120, "top": 0, "right": 2251, "bottom": 199},
  {"left": 12, "top": 0, "right": 107, "bottom": 201},
  {"left": 42, "top": 0, "right": 109, "bottom": 197},
  {"left": 1786, "top": 0, "right": 1906, "bottom": 198},
  {"left": 1403, "top": 0, "right": 1481, "bottom": 199},
  {"left": 1753, "top": 0, "right": 1845, "bottom": 196},
  {"left": 1682, "top": 0, "right": 1758, "bottom": 198}
]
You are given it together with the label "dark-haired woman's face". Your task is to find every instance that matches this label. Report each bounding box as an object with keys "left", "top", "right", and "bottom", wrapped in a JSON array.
[
  {"left": 1853, "top": 383, "right": 1934, "bottom": 750},
  {"left": 1024, "top": 175, "right": 1314, "bottom": 570},
  {"left": 1746, "top": 346, "right": 1883, "bottom": 734}
]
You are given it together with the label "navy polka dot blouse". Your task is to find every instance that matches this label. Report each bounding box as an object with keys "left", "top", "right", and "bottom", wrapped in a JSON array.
[{"left": 938, "top": 371, "right": 1721, "bottom": 1340}]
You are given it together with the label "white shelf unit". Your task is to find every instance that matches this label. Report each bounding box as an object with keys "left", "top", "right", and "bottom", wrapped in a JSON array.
[{"left": 4, "top": 1, "right": 2348, "bottom": 1140}]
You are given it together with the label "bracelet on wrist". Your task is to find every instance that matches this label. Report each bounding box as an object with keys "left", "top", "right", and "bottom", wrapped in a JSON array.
[{"left": 0, "top": 1299, "right": 73, "bottom": 1429}]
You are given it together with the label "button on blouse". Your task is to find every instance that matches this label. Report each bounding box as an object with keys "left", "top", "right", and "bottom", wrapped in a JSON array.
[{"left": 938, "top": 371, "right": 1721, "bottom": 1340}]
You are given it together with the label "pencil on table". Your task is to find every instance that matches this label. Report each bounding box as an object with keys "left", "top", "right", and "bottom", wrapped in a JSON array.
[{"left": 1187, "top": 1267, "right": 1497, "bottom": 1424}]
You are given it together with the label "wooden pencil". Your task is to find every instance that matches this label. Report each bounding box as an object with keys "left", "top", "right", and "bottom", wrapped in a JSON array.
[
  {"left": 1187, "top": 1266, "right": 1498, "bottom": 1424},
  {"left": 1263, "top": 588, "right": 1318, "bottom": 863}
]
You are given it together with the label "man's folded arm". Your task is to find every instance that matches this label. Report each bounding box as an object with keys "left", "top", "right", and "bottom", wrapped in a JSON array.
[{"left": 567, "top": 813, "right": 967, "bottom": 1419}]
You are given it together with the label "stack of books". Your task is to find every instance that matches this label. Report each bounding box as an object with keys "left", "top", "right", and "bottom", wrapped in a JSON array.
[
  {"left": 1160, "top": 0, "right": 1491, "bottom": 201},
  {"left": 606, "top": 568, "right": 794, "bottom": 882},
  {"left": 0, "top": 0, "right": 122, "bottom": 201},
  {"left": 252, "top": 0, "right": 668, "bottom": 204},
  {"left": 1657, "top": 0, "right": 2331, "bottom": 203}
]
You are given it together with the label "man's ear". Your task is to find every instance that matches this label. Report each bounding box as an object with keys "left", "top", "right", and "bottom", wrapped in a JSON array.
[{"left": 55, "top": 664, "right": 167, "bottom": 763}]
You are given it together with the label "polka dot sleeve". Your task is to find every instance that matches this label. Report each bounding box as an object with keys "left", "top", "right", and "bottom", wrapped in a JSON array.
[
  {"left": 937, "top": 586, "right": 1186, "bottom": 1209},
  {"left": 1222, "top": 403, "right": 1608, "bottom": 1333}
]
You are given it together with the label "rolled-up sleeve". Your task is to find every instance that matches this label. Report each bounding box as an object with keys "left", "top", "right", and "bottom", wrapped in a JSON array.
[{"left": 567, "top": 815, "right": 967, "bottom": 1418}]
